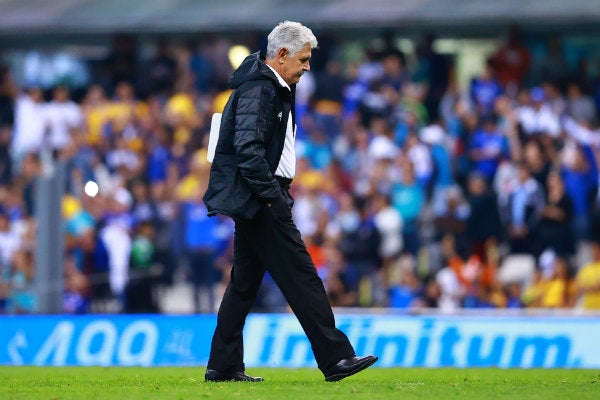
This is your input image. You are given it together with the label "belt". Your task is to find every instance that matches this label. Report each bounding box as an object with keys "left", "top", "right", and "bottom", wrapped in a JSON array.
[{"left": 275, "top": 176, "right": 293, "bottom": 190}]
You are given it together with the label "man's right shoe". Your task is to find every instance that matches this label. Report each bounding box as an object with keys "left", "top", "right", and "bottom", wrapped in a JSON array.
[
  {"left": 205, "top": 369, "right": 264, "bottom": 382},
  {"left": 324, "top": 355, "right": 378, "bottom": 382}
]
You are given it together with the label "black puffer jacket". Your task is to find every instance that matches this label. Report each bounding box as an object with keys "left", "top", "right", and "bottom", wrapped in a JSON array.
[{"left": 203, "top": 51, "right": 294, "bottom": 221}]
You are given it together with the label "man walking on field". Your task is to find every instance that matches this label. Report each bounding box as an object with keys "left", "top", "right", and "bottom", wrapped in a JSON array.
[{"left": 203, "top": 21, "right": 378, "bottom": 382}]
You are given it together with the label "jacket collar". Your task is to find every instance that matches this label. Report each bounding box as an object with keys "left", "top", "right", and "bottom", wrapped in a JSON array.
[{"left": 265, "top": 64, "right": 291, "bottom": 91}]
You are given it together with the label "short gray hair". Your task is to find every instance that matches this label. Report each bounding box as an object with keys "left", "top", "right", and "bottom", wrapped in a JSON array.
[{"left": 266, "top": 21, "right": 318, "bottom": 59}]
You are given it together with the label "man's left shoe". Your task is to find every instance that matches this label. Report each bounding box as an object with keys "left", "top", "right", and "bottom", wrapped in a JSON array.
[
  {"left": 205, "top": 369, "right": 264, "bottom": 382},
  {"left": 324, "top": 355, "right": 378, "bottom": 382}
]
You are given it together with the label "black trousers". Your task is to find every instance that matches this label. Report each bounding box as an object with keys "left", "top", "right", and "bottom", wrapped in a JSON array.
[{"left": 207, "top": 190, "right": 355, "bottom": 373}]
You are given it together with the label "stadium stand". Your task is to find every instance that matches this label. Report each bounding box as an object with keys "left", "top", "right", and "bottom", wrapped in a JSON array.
[{"left": 1, "top": 2, "right": 600, "bottom": 315}]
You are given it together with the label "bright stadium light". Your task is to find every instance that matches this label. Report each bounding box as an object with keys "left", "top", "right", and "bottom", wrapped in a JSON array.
[
  {"left": 84, "top": 180, "right": 99, "bottom": 198},
  {"left": 228, "top": 44, "right": 250, "bottom": 69}
]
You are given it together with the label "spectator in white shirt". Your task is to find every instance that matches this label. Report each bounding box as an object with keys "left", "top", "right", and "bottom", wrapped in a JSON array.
[
  {"left": 100, "top": 187, "right": 134, "bottom": 310},
  {"left": 372, "top": 192, "right": 403, "bottom": 260},
  {"left": 404, "top": 132, "right": 433, "bottom": 188},
  {"left": 0, "top": 211, "right": 21, "bottom": 276},
  {"left": 517, "top": 87, "right": 560, "bottom": 137},
  {"left": 11, "top": 87, "right": 47, "bottom": 161},
  {"left": 436, "top": 266, "right": 464, "bottom": 312},
  {"left": 45, "top": 86, "right": 83, "bottom": 153}
]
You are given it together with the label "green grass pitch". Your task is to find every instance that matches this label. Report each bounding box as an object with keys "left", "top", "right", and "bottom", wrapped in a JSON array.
[{"left": 1, "top": 367, "right": 598, "bottom": 400}]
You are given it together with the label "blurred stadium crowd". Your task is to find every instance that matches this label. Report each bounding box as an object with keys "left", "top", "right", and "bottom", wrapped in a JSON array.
[{"left": 1, "top": 26, "right": 600, "bottom": 314}]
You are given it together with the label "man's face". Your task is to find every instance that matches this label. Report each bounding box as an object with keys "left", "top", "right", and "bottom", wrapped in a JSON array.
[{"left": 280, "top": 43, "right": 312, "bottom": 85}]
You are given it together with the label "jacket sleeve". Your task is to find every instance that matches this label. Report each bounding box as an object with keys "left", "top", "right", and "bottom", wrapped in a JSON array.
[{"left": 233, "top": 82, "right": 284, "bottom": 202}]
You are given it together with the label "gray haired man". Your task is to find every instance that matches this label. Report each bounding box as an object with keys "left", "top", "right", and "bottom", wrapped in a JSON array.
[{"left": 203, "top": 21, "right": 377, "bottom": 382}]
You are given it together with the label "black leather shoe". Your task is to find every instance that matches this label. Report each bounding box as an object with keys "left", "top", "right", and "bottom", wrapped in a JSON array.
[
  {"left": 205, "top": 369, "right": 264, "bottom": 382},
  {"left": 324, "top": 355, "right": 378, "bottom": 382}
]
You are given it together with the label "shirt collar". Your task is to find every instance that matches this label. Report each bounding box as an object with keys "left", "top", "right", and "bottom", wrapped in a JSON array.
[{"left": 266, "top": 64, "right": 291, "bottom": 91}]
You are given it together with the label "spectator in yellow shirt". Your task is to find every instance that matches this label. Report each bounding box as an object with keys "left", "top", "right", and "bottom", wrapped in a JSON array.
[
  {"left": 576, "top": 240, "right": 600, "bottom": 309},
  {"left": 540, "top": 257, "right": 576, "bottom": 308},
  {"left": 175, "top": 149, "right": 210, "bottom": 202},
  {"left": 521, "top": 269, "right": 545, "bottom": 307}
]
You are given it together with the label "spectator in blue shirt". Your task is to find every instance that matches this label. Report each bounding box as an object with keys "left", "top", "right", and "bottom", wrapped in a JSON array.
[
  {"left": 468, "top": 114, "right": 509, "bottom": 182},
  {"left": 298, "top": 125, "right": 333, "bottom": 170},
  {"left": 147, "top": 128, "right": 171, "bottom": 183},
  {"left": 391, "top": 159, "right": 426, "bottom": 255},
  {"left": 561, "top": 143, "right": 598, "bottom": 241},
  {"left": 508, "top": 163, "right": 545, "bottom": 254},
  {"left": 470, "top": 60, "right": 503, "bottom": 115},
  {"left": 180, "top": 200, "right": 232, "bottom": 313}
]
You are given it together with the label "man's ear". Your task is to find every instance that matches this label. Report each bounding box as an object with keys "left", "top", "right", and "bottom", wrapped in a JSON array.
[{"left": 277, "top": 48, "right": 288, "bottom": 63}]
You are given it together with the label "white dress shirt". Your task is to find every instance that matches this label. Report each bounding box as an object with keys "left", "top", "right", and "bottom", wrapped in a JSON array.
[{"left": 266, "top": 64, "right": 296, "bottom": 179}]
